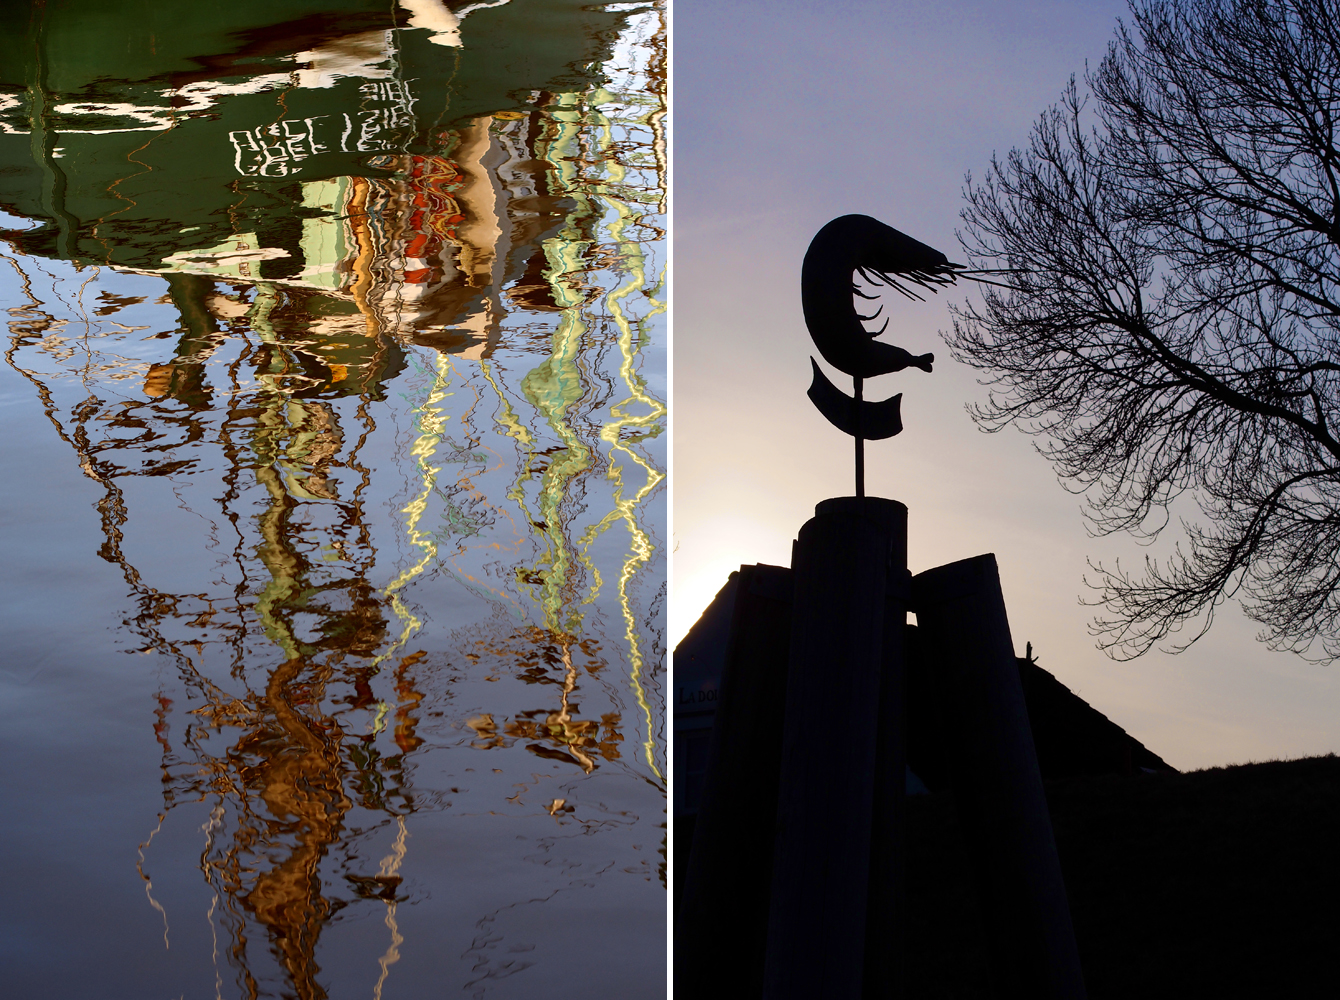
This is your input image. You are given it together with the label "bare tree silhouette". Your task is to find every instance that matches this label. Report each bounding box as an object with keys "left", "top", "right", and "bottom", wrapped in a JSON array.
[{"left": 950, "top": 0, "right": 1340, "bottom": 660}]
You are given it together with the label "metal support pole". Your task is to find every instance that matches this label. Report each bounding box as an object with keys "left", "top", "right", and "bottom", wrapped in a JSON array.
[{"left": 854, "top": 376, "right": 865, "bottom": 498}]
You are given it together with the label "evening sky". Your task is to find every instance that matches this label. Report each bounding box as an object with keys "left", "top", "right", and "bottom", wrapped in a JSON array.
[{"left": 672, "top": 0, "right": 1340, "bottom": 769}]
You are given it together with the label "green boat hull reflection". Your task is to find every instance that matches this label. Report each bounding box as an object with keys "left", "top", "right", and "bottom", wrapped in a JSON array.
[{"left": 0, "top": 0, "right": 626, "bottom": 357}]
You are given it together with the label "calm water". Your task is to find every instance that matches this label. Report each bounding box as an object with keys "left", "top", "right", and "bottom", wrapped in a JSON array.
[{"left": 0, "top": 3, "right": 666, "bottom": 997}]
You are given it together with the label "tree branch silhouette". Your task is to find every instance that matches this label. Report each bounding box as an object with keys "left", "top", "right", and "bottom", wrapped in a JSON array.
[{"left": 949, "top": 0, "right": 1340, "bottom": 660}]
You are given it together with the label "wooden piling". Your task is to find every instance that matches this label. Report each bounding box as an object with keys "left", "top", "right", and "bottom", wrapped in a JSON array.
[
  {"left": 675, "top": 564, "right": 794, "bottom": 1000},
  {"left": 762, "top": 497, "right": 906, "bottom": 1000},
  {"left": 912, "top": 554, "right": 1087, "bottom": 1000}
]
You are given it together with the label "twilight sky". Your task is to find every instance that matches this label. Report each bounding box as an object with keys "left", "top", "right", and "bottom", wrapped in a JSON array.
[{"left": 671, "top": 0, "right": 1340, "bottom": 770}]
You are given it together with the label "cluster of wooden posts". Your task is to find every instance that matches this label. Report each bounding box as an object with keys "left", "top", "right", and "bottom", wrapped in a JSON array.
[{"left": 676, "top": 497, "right": 1087, "bottom": 1000}]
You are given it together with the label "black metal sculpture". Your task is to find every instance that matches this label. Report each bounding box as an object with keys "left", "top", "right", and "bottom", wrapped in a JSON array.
[{"left": 802, "top": 214, "right": 962, "bottom": 496}]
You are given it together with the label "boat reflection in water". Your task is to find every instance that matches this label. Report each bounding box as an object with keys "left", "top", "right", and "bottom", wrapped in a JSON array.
[{"left": 0, "top": 2, "right": 664, "bottom": 996}]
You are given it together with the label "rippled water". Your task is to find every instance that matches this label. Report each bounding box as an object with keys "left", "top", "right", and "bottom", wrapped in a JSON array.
[{"left": 0, "top": 4, "right": 665, "bottom": 997}]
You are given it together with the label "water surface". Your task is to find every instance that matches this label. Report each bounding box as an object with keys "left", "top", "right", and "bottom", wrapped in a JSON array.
[{"left": 0, "top": 3, "right": 666, "bottom": 996}]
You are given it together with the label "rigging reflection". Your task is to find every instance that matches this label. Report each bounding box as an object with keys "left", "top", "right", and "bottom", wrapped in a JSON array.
[{"left": 2, "top": 3, "right": 664, "bottom": 995}]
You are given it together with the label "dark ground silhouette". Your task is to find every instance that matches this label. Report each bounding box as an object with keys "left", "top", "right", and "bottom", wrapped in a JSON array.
[
  {"left": 901, "top": 754, "right": 1340, "bottom": 998},
  {"left": 676, "top": 753, "right": 1340, "bottom": 997}
]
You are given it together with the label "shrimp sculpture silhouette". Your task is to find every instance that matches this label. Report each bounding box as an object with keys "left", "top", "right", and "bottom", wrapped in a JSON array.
[{"left": 802, "top": 214, "right": 965, "bottom": 495}]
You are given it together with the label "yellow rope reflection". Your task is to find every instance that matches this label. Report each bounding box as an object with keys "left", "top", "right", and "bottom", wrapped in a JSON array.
[
  {"left": 374, "top": 352, "right": 455, "bottom": 667},
  {"left": 137, "top": 814, "right": 171, "bottom": 949},
  {"left": 371, "top": 815, "right": 409, "bottom": 1000}
]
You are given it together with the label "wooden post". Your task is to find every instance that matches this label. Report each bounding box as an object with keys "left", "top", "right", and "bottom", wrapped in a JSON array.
[
  {"left": 863, "top": 579, "right": 908, "bottom": 1000},
  {"left": 912, "top": 554, "right": 1087, "bottom": 1000},
  {"left": 762, "top": 497, "right": 906, "bottom": 1000},
  {"left": 675, "top": 564, "right": 794, "bottom": 999}
]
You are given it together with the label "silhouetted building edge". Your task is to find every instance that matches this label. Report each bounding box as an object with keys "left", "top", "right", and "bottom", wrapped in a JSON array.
[{"left": 673, "top": 563, "right": 1176, "bottom": 824}]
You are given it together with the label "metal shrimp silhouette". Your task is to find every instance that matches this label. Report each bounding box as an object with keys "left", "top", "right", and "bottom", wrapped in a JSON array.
[{"left": 802, "top": 214, "right": 965, "bottom": 495}]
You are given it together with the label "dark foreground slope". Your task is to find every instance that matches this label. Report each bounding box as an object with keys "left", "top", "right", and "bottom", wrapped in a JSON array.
[{"left": 904, "top": 754, "right": 1340, "bottom": 999}]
